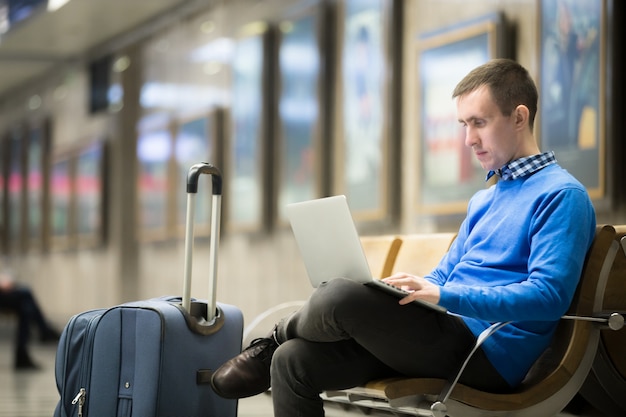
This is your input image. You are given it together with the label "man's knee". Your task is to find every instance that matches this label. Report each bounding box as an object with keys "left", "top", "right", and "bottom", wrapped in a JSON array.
[
  {"left": 310, "top": 278, "right": 365, "bottom": 310},
  {"left": 311, "top": 278, "right": 386, "bottom": 319},
  {"left": 270, "top": 340, "right": 306, "bottom": 385},
  {"left": 317, "top": 277, "right": 362, "bottom": 293}
]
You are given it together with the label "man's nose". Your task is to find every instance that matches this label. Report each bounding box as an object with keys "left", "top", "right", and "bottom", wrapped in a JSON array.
[{"left": 464, "top": 126, "right": 478, "bottom": 147}]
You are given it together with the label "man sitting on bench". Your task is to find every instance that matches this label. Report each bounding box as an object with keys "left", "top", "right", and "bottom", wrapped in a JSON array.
[{"left": 210, "top": 59, "right": 597, "bottom": 417}]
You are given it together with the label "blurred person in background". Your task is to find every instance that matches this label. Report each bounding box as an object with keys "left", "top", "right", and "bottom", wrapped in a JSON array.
[{"left": 0, "top": 269, "right": 60, "bottom": 370}]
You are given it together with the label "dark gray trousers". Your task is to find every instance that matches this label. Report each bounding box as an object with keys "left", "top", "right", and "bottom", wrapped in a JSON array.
[{"left": 270, "top": 278, "right": 509, "bottom": 417}]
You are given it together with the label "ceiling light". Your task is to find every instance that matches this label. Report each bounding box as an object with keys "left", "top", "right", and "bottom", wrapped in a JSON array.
[
  {"left": 48, "top": 0, "right": 71, "bottom": 12},
  {"left": 28, "top": 95, "right": 42, "bottom": 110},
  {"left": 200, "top": 20, "right": 215, "bottom": 34},
  {"left": 240, "top": 21, "right": 268, "bottom": 37},
  {"left": 113, "top": 56, "right": 131, "bottom": 73}
]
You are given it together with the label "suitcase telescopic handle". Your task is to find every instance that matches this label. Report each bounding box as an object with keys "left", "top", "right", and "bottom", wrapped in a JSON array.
[{"left": 182, "top": 163, "right": 222, "bottom": 323}]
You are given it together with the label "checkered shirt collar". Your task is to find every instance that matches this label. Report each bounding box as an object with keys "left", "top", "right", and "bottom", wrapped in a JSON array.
[{"left": 486, "top": 151, "right": 557, "bottom": 181}]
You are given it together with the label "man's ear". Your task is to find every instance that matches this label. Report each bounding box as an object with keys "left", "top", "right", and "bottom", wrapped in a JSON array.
[{"left": 514, "top": 105, "right": 530, "bottom": 130}]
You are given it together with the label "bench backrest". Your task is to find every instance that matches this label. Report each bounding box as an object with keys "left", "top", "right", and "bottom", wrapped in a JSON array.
[
  {"left": 599, "top": 227, "right": 626, "bottom": 378},
  {"left": 360, "top": 235, "right": 402, "bottom": 279},
  {"left": 497, "top": 224, "right": 617, "bottom": 403},
  {"left": 391, "top": 233, "right": 456, "bottom": 277},
  {"left": 578, "top": 227, "right": 626, "bottom": 415}
]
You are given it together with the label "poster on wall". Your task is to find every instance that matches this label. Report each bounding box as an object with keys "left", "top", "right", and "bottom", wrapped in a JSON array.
[
  {"left": 26, "top": 123, "right": 47, "bottom": 249},
  {"left": 8, "top": 127, "right": 24, "bottom": 251},
  {"left": 50, "top": 155, "right": 74, "bottom": 250},
  {"left": 137, "top": 127, "right": 172, "bottom": 240},
  {"left": 539, "top": 0, "right": 606, "bottom": 200},
  {"left": 417, "top": 13, "right": 505, "bottom": 215},
  {"left": 338, "top": 0, "right": 390, "bottom": 221},
  {"left": 277, "top": 10, "right": 322, "bottom": 221}
]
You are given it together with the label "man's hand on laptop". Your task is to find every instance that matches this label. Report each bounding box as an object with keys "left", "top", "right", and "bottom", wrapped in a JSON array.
[{"left": 382, "top": 273, "right": 441, "bottom": 306}]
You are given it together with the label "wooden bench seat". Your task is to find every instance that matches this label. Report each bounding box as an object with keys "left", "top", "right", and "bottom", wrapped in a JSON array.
[{"left": 323, "top": 225, "right": 624, "bottom": 417}]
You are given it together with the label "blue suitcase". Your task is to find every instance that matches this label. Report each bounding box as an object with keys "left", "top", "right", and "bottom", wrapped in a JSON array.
[{"left": 54, "top": 163, "right": 243, "bottom": 417}]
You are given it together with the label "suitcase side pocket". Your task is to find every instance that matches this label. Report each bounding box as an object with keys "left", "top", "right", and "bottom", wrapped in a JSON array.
[{"left": 88, "top": 306, "right": 163, "bottom": 417}]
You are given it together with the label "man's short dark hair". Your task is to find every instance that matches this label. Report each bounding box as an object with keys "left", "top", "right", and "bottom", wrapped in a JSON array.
[{"left": 452, "top": 58, "right": 538, "bottom": 130}]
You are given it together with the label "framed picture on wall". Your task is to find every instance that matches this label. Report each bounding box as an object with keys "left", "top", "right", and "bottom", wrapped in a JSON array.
[
  {"left": 50, "top": 153, "right": 75, "bottom": 251},
  {"left": 416, "top": 13, "right": 506, "bottom": 215},
  {"left": 26, "top": 120, "right": 50, "bottom": 251},
  {"left": 75, "top": 140, "right": 107, "bottom": 248},
  {"left": 538, "top": 0, "right": 606, "bottom": 200},
  {"left": 7, "top": 125, "right": 25, "bottom": 253},
  {"left": 335, "top": 0, "right": 392, "bottom": 222},
  {"left": 228, "top": 24, "right": 272, "bottom": 232},
  {"left": 275, "top": 6, "right": 324, "bottom": 223},
  {"left": 136, "top": 118, "right": 174, "bottom": 241}
]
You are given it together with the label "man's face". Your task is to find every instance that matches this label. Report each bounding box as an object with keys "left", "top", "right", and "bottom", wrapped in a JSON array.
[{"left": 456, "top": 86, "right": 520, "bottom": 171}]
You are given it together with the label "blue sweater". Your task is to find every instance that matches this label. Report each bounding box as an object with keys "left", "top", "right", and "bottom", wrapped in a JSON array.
[{"left": 426, "top": 163, "right": 596, "bottom": 386}]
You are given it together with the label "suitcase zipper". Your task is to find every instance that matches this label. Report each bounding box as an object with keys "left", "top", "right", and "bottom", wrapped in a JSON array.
[
  {"left": 72, "top": 388, "right": 86, "bottom": 417},
  {"left": 73, "top": 312, "right": 100, "bottom": 416}
]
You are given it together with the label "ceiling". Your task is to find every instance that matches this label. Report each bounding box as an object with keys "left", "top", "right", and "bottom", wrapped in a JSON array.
[{"left": 0, "top": 0, "right": 206, "bottom": 99}]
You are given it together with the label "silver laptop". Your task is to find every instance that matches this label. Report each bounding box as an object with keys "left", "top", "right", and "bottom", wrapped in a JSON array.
[{"left": 286, "top": 195, "right": 446, "bottom": 313}]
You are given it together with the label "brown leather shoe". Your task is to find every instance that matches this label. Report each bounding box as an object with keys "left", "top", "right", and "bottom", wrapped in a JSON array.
[{"left": 211, "top": 336, "right": 278, "bottom": 399}]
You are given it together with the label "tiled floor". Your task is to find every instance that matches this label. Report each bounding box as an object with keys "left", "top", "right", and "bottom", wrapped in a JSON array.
[
  {"left": 0, "top": 337, "right": 59, "bottom": 417},
  {"left": 0, "top": 326, "right": 607, "bottom": 417}
]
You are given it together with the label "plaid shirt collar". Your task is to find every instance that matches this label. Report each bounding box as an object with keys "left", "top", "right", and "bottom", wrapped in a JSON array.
[{"left": 486, "top": 151, "right": 557, "bottom": 182}]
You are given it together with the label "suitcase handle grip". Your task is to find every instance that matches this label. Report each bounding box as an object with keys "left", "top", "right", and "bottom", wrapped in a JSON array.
[{"left": 187, "top": 162, "right": 222, "bottom": 195}]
